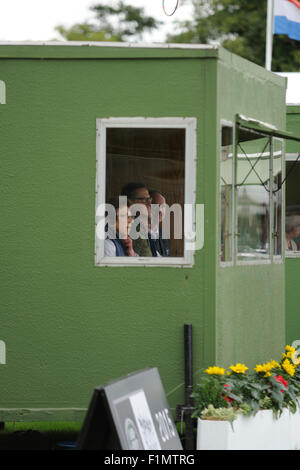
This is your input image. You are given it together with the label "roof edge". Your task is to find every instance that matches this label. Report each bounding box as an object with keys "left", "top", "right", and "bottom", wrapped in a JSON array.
[{"left": 0, "top": 40, "right": 218, "bottom": 50}]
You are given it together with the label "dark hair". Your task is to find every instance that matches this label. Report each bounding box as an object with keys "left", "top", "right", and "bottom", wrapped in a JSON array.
[
  {"left": 107, "top": 196, "right": 129, "bottom": 209},
  {"left": 149, "top": 189, "right": 162, "bottom": 199},
  {"left": 120, "top": 182, "right": 147, "bottom": 199}
]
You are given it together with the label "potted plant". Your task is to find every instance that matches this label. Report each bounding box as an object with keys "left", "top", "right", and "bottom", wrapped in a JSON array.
[{"left": 193, "top": 346, "right": 300, "bottom": 450}]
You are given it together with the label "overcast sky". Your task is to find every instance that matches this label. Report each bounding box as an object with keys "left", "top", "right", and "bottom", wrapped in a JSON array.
[{"left": 0, "top": 0, "right": 192, "bottom": 42}]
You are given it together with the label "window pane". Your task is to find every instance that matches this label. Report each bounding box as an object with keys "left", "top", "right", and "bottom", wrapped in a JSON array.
[
  {"left": 106, "top": 128, "right": 185, "bottom": 257},
  {"left": 273, "top": 139, "right": 283, "bottom": 257},
  {"left": 286, "top": 161, "right": 300, "bottom": 252},
  {"left": 236, "top": 130, "right": 271, "bottom": 260},
  {"left": 220, "top": 126, "right": 233, "bottom": 262}
]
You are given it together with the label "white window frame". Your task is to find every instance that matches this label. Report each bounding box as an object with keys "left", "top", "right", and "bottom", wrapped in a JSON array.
[
  {"left": 95, "top": 117, "right": 197, "bottom": 267},
  {"left": 219, "top": 120, "right": 234, "bottom": 267},
  {"left": 285, "top": 153, "right": 300, "bottom": 258},
  {"left": 235, "top": 130, "right": 272, "bottom": 266},
  {"left": 272, "top": 137, "right": 284, "bottom": 264},
  {"left": 234, "top": 131, "right": 285, "bottom": 266}
]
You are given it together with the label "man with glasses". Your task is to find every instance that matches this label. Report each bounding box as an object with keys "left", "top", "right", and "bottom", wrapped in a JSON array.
[
  {"left": 120, "top": 182, "right": 153, "bottom": 257},
  {"left": 149, "top": 189, "right": 170, "bottom": 257}
]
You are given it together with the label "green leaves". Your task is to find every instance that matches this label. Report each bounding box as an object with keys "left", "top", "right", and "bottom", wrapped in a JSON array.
[
  {"left": 191, "top": 375, "right": 229, "bottom": 416},
  {"left": 192, "top": 366, "right": 300, "bottom": 419},
  {"left": 55, "top": 1, "right": 161, "bottom": 43},
  {"left": 167, "top": 0, "right": 300, "bottom": 71}
]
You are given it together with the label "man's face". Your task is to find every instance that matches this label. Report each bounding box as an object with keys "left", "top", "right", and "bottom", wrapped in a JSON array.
[
  {"left": 129, "top": 187, "right": 152, "bottom": 227},
  {"left": 152, "top": 193, "right": 166, "bottom": 224},
  {"left": 292, "top": 226, "right": 300, "bottom": 239},
  {"left": 130, "top": 188, "right": 152, "bottom": 207}
]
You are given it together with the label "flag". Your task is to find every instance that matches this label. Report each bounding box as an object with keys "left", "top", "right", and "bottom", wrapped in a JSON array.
[{"left": 274, "top": 0, "right": 300, "bottom": 41}]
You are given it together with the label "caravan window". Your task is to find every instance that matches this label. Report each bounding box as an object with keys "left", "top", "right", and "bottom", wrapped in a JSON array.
[
  {"left": 220, "top": 124, "right": 234, "bottom": 264},
  {"left": 95, "top": 118, "right": 197, "bottom": 267},
  {"left": 236, "top": 129, "right": 271, "bottom": 262},
  {"left": 272, "top": 139, "right": 284, "bottom": 258},
  {"left": 286, "top": 156, "right": 300, "bottom": 255}
]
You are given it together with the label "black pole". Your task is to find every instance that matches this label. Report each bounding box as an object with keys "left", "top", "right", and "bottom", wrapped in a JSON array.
[
  {"left": 184, "top": 324, "right": 193, "bottom": 407},
  {"left": 183, "top": 324, "right": 194, "bottom": 450}
]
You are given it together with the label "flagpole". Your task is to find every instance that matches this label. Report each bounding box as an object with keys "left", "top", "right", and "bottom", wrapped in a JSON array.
[{"left": 265, "top": 0, "right": 274, "bottom": 70}]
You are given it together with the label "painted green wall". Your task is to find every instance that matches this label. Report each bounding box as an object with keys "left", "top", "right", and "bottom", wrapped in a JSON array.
[
  {"left": 0, "top": 44, "right": 287, "bottom": 421},
  {"left": 286, "top": 106, "right": 300, "bottom": 345},
  {"left": 215, "top": 49, "right": 286, "bottom": 368},
  {"left": 0, "top": 46, "right": 216, "bottom": 420}
]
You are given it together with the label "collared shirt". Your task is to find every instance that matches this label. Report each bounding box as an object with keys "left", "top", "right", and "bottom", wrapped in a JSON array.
[
  {"left": 149, "top": 229, "right": 161, "bottom": 257},
  {"left": 105, "top": 226, "right": 120, "bottom": 257},
  {"left": 105, "top": 226, "right": 138, "bottom": 257}
]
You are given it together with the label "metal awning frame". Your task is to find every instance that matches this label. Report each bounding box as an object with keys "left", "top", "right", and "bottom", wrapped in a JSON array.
[{"left": 236, "top": 114, "right": 300, "bottom": 143}]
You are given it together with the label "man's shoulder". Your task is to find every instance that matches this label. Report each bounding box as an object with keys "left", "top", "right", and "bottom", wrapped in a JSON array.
[
  {"left": 132, "top": 237, "right": 152, "bottom": 256},
  {"left": 104, "top": 238, "right": 117, "bottom": 257}
]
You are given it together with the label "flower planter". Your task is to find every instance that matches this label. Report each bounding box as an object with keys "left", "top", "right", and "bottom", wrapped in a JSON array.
[{"left": 197, "top": 408, "right": 300, "bottom": 450}]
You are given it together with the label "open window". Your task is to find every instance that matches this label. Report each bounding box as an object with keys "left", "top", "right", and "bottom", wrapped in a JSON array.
[
  {"left": 286, "top": 154, "right": 300, "bottom": 256},
  {"left": 272, "top": 138, "right": 284, "bottom": 259},
  {"left": 220, "top": 123, "right": 234, "bottom": 264},
  {"left": 235, "top": 114, "right": 300, "bottom": 261},
  {"left": 219, "top": 115, "right": 298, "bottom": 266},
  {"left": 236, "top": 129, "right": 272, "bottom": 262},
  {"left": 95, "top": 118, "right": 197, "bottom": 267}
]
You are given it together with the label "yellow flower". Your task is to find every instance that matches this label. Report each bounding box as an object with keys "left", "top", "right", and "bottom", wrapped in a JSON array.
[
  {"left": 282, "top": 359, "right": 296, "bottom": 377},
  {"left": 284, "top": 345, "right": 296, "bottom": 359},
  {"left": 254, "top": 362, "right": 274, "bottom": 378},
  {"left": 205, "top": 366, "right": 225, "bottom": 376},
  {"left": 268, "top": 360, "right": 281, "bottom": 369},
  {"left": 229, "top": 363, "right": 248, "bottom": 374},
  {"left": 291, "top": 351, "right": 300, "bottom": 367}
]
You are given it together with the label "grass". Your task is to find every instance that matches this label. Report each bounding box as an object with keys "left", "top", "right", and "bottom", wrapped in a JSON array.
[{"left": 0, "top": 422, "right": 82, "bottom": 450}]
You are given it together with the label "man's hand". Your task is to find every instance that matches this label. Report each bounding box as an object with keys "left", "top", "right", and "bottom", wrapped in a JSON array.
[{"left": 123, "top": 237, "right": 135, "bottom": 257}]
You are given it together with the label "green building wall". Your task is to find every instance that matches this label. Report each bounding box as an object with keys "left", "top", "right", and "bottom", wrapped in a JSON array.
[
  {"left": 0, "top": 44, "right": 287, "bottom": 421},
  {"left": 215, "top": 49, "right": 286, "bottom": 367}
]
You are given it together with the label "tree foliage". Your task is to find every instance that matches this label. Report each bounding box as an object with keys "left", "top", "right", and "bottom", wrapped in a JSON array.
[
  {"left": 56, "top": 1, "right": 161, "bottom": 42},
  {"left": 167, "top": 0, "right": 300, "bottom": 71}
]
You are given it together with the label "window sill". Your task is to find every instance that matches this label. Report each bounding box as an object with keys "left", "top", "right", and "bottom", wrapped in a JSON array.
[
  {"left": 95, "top": 256, "right": 194, "bottom": 268},
  {"left": 285, "top": 252, "right": 300, "bottom": 259},
  {"left": 236, "top": 259, "right": 271, "bottom": 266}
]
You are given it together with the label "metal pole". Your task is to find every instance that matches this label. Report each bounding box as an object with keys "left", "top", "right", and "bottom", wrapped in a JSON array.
[
  {"left": 183, "top": 324, "right": 194, "bottom": 450},
  {"left": 265, "top": 0, "right": 274, "bottom": 70},
  {"left": 184, "top": 324, "right": 193, "bottom": 406}
]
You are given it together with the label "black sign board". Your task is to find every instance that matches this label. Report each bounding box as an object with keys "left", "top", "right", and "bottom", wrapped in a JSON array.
[{"left": 76, "top": 368, "right": 183, "bottom": 450}]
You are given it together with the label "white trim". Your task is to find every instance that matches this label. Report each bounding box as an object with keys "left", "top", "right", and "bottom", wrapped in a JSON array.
[
  {"left": 272, "top": 137, "right": 284, "bottom": 260},
  {"left": 0, "top": 80, "right": 5, "bottom": 104},
  {"left": 238, "top": 114, "right": 278, "bottom": 131},
  {"left": 220, "top": 261, "right": 234, "bottom": 268},
  {"left": 236, "top": 259, "right": 272, "bottom": 266},
  {"left": 286, "top": 251, "right": 300, "bottom": 258},
  {"left": 285, "top": 152, "right": 300, "bottom": 259},
  {"left": 219, "top": 120, "right": 234, "bottom": 267},
  {"left": 96, "top": 257, "right": 195, "bottom": 268},
  {"left": 286, "top": 153, "right": 300, "bottom": 161},
  {"left": 95, "top": 117, "right": 197, "bottom": 267},
  {"left": 0, "top": 40, "right": 217, "bottom": 50},
  {"left": 0, "top": 340, "right": 6, "bottom": 364},
  {"left": 234, "top": 130, "right": 285, "bottom": 266}
]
